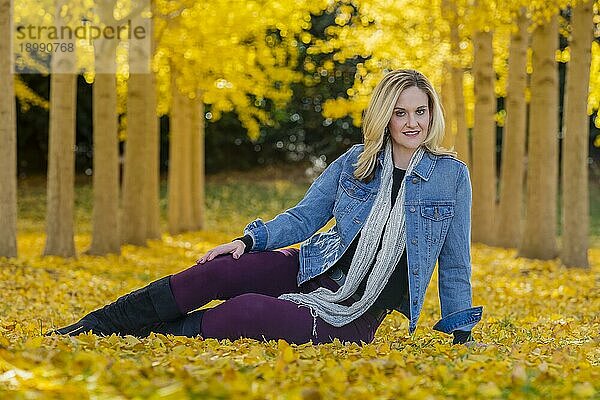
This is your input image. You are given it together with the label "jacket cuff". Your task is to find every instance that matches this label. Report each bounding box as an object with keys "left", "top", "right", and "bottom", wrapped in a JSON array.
[
  {"left": 243, "top": 218, "right": 268, "bottom": 251},
  {"left": 433, "top": 306, "right": 483, "bottom": 334}
]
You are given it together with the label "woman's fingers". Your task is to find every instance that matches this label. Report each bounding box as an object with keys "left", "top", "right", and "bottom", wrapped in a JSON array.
[
  {"left": 207, "top": 249, "right": 219, "bottom": 262},
  {"left": 196, "top": 250, "right": 210, "bottom": 264},
  {"left": 198, "top": 249, "right": 217, "bottom": 264},
  {"left": 197, "top": 242, "right": 243, "bottom": 264}
]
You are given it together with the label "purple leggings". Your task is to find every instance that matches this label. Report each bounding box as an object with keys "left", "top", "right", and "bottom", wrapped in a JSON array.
[{"left": 169, "top": 248, "right": 386, "bottom": 344}]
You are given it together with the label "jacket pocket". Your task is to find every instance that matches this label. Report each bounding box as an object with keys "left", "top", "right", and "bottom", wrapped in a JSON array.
[
  {"left": 421, "top": 203, "right": 454, "bottom": 221},
  {"left": 340, "top": 173, "right": 370, "bottom": 200},
  {"left": 419, "top": 201, "right": 455, "bottom": 260},
  {"left": 333, "top": 172, "right": 371, "bottom": 219}
]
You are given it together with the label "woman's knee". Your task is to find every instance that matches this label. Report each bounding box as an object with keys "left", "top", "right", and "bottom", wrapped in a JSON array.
[
  {"left": 201, "top": 293, "right": 272, "bottom": 337},
  {"left": 218, "top": 293, "right": 272, "bottom": 320}
]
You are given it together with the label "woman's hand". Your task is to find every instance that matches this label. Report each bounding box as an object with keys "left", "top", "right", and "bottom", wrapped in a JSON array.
[{"left": 196, "top": 240, "right": 246, "bottom": 264}]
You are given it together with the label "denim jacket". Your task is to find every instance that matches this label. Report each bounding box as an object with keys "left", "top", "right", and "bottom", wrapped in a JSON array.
[{"left": 243, "top": 144, "right": 483, "bottom": 335}]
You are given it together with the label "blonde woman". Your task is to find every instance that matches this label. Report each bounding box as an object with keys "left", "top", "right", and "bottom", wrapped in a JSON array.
[{"left": 48, "top": 69, "right": 483, "bottom": 346}]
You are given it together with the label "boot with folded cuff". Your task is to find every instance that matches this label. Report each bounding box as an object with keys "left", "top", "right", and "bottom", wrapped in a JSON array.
[{"left": 45, "top": 276, "right": 184, "bottom": 337}]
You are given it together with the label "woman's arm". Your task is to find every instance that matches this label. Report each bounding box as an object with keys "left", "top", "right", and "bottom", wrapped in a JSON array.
[
  {"left": 197, "top": 147, "right": 354, "bottom": 263},
  {"left": 197, "top": 145, "right": 352, "bottom": 264},
  {"left": 434, "top": 164, "right": 483, "bottom": 339},
  {"left": 242, "top": 146, "right": 355, "bottom": 252}
]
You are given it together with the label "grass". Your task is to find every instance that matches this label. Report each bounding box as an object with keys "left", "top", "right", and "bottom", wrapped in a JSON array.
[
  {"left": 17, "top": 168, "right": 600, "bottom": 247},
  {"left": 16, "top": 166, "right": 311, "bottom": 238}
]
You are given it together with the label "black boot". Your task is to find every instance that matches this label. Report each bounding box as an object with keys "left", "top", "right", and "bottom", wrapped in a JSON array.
[
  {"left": 45, "top": 276, "right": 184, "bottom": 337},
  {"left": 138, "top": 309, "right": 205, "bottom": 338}
]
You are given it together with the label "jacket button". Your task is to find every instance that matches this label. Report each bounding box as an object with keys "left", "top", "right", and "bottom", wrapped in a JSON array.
[
  {"left": 413, "top": 300, "right": 418, "bottom": 305},
  {"left": 412, "top": 177, "right": 419, "bottom": 184},
  {"left": 412, "top": 269, "right": 418, "bottom": 275},
  {"left": 411, "top": 239, "right": 417, "bottom": 245},
  {"left": 409, "top": 206, "right": 416, "bottom": 213}
]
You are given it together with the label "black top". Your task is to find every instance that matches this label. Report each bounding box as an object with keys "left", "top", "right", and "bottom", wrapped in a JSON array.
[{"left": 333, "top": 167, "right": 409, "bottom": 312}]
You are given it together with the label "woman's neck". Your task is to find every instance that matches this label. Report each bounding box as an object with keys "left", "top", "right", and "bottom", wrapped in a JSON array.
[{"left": 392, "top": 146, "right": 416, "bottom": 169}]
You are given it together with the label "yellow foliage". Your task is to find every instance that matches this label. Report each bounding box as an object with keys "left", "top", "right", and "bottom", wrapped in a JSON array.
[
  {"left": 315, "top": 0, "right": 600, "bottom": 131},
  {"left": 315, "top": 0, "right": 452, "bottom": 125},
  {"left": 14, "top": 78, "right": 49, "bottom": 112},
  {"left": 590, "top": 41, "right": 600, "bottom": 122},
  {"left": 151, "top": 0, "right": 327, "bottom": 140},
  {"left": 0, "top": 231, "right": 598, "bottom": 398}
]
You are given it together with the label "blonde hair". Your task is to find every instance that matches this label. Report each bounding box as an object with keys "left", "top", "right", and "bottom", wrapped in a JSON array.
[{"left": 354, "top": 69, "right": 456, "bottom": 182}]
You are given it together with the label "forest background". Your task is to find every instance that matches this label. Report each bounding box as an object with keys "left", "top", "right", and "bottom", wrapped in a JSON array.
[
  {"left": 12, "top": 5, "right": 600, "bottom": 175},
  {"left": 0, "top": 0, "right": 599, "bottom": 398}
]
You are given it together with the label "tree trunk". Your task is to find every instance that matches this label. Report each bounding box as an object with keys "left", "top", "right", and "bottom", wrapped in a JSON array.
[
  {"left": 44, "top": 74, "right": 77, "bottom": 257},
  {"left": 443, "top": 0, "right": 471, "bottom": 167},
  {"left": 471, "top": 30, "right": 497, "bottom": 245},
  {"left": 168, "top": 82, "right": 184, "bottom": 234},
  {"left": 0, "top": 0, "right": 17, "bottom": 257},
  {"left": 519, "top": 16, "right": 559, "bottom": 260},
  {"left": 440, "top": 63, "right": 457, "bottom": 150},
  {"left": 452, "top": 68, "right": 470, "bottom": 167},
  {"left": 44, "top": 0, "right": 77, "bottom": 257},
  {"left": 121, "top": 73, "right": 148, "bottom": 246},
  {"left": 168, "top": 82, "right": 197, "bottom": 234},
  {"left": 561, "top": 1, "right": 593, "bottom": 268},
  {"left": 179, "top": 94, "right": 194, "bottom": 231},
  {"left": 496, "top": 9, "right": 528, "bottom": 248},
  {"left": 88, "top": 4, "right": 120, "bottom": 255},
  {"left": 88, "top": 74, "right": 120, "bottom": 255},
  {"left": 145, "top": 73, "right": 161, "bottom": 239},
  {"left": 191, "top": 96, "right": 206, "bottom": 230},
  {"left": 145, "top": 8, "right": 161, "bottom": 239}
]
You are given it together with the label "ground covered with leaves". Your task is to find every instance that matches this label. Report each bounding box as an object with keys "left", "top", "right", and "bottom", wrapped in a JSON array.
[{"left": 1, "top": 176, "right": 599, "bottom": 399}]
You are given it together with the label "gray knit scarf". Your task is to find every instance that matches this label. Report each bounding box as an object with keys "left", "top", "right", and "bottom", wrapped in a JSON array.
[{"left": 278, "top": 140, "right": 425, "bottom": 337}]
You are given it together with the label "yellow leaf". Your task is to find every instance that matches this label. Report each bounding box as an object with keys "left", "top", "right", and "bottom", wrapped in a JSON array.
[
  {"left": 24, "top": 336, "right": 43, "bottom": 349},
  {"left": 573, "top": 382, "right": 596, "bottom": 398},
  {"left": 282, "top": 346, "right": 296, "bottom": 363},
  {"left": 477, "top": 382, "right": 502, "bottom": 397}
]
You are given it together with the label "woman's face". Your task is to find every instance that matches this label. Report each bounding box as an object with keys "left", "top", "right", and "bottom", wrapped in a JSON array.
[{"left": 388, "top": 86, "right": 430, "bottom": 156}]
